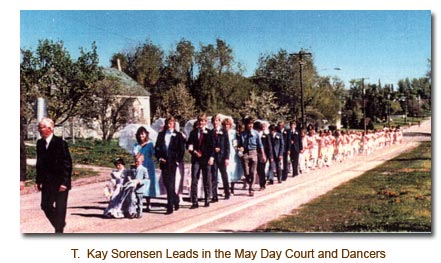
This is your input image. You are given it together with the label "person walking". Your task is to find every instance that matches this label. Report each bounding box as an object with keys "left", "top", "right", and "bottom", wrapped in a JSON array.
[
  {"left": 35, "top": 117, "right": 72, "bottom": 233},
  {"left": 155, "top": 116, "right": 186, "bottom": 215}
]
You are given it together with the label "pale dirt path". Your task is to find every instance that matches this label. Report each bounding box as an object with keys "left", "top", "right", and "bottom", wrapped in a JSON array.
[{"left": 20, "top": 118, "right": 431, "bottom": 233}]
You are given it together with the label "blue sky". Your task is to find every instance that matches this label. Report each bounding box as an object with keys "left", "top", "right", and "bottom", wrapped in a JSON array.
[{"left": 20, "top": 10, "right": 431, "bottom": 87}]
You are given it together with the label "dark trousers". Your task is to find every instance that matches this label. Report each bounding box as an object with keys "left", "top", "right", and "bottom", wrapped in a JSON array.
[
  {"left": 212, "top": 160, "right": 230, "bottom": 199},
  {"left": 257, "top": 161, "right": 267, "bottom": 187},
  {"left": 241, "top": 150, "right": 258, "bottom": 189},
  {"left": 282, "top": 152, "right": 290, "bottom": 180},
  {"left": 190, "top": 161, "right": 211, "bottom": 203},
  {"left": 291, "top": 152, "right": 300, "bottom": 176},
  {"left": 274, "top": 158, "right": 283, "bottom": 182},
  {"left": 40, "top": 185, "right": 68, "bottom": 233},
  {"left": 162, "top": 164, "right": 179, "bottom": 211}
]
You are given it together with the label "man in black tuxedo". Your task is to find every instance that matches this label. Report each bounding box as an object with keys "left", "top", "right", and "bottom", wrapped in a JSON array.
[
  {"left": 155, "top": 116, "right": 186, "bottom": 215},
  {"left": 269, "top": 124, "right": 284, "bottom": 183},
  {"left": 277, "top": 121, "right": 291, "bottom": 180},
  {"left": 35, "top": 118, "right": 72, "bottom": 233},
  {"left": 210, "top": 114, "right": 230, "bottom": 202},
  {"left": 289, "top": 121, "right": 303, "bottom": 177},
  {"left": 187, "top": 113, "right": 213, "bottom": 208}
]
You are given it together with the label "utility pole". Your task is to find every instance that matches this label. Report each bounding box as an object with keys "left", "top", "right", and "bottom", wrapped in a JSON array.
[
  {"left": 356, "top": 78, "right": 369, "bottom": 134},
  {"left": 291, "top": 50, "right": 312, "bottom": 129}
]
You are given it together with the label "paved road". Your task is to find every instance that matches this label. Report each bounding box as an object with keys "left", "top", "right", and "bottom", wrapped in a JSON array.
[{"left": 20, "top": 118, "right": 431, "bottom": 233}]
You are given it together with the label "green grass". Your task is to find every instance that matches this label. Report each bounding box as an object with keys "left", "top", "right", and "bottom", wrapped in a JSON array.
[
  {"left": 257, "top": 141, "right": 431, "bottom": 232},
  {"left": 26, "top": 139, "right": 134, "bottom": 167},
  {"left": 24, "top": 165, "right": 99, "bottom": 186}
]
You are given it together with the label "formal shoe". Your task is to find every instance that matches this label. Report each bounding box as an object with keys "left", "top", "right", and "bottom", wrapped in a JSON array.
[
  {"left": 224, "top": 195, "right": 230, "bottom": 200},
  {"left": 268, "top": 180, "right": 274, "bottom": 185},
  {"left": 249, "top": 191, "right": 254, "bottom": 197},
  {"left": 174, "top": 202, "right": 180, "bottom": 211},
  {"left": 259, "top": 186, "right": 265, "bottom": 191},
  {"left": 190, "top": 203, "right": 199, "bottom": 209},
  {"left": 165, "top": 209, "right": 173, "bottom": 215},
  {"left": 230, "top": 188, "right": 234, "bottom": 195},
  {"left": 210, "top": 197, "right": 218, "bottom": 203},
  {"left": 204, "top": 201, "right": 210, "bottom": 207}
]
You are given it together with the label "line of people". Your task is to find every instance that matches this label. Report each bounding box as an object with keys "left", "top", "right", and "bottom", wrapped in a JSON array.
[{"left": 103, "top": 113, "right": 404, "bottom": 219}]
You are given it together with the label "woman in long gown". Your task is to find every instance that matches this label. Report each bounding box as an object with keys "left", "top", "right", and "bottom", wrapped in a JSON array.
[
  {"left": 104, "top": 158, "right": 137, "bottom": 218},
  {"left": 133, "top": 126, "right": 159, "bottom": 211},
  {"left": 223, "top": 117, "right": 243, "bottom": 195}
]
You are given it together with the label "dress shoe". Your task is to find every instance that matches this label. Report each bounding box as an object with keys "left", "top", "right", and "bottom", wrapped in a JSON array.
[
  {"left": 268, "top": 180, "right": 274, "bottom": 185},
  {"left": 249, "top": 191, "right": 254, "bottom": 197},
  {"left": 165, "top": 209, "right": 173, "bottom": 215},
  {"left": 190, "top": 203, "right": 199, "bottom": 209},
  {"left": 204, "top": 201, "right": 210, "bottom": 207},
  {"left": 174, "top": 202, "right": 180, "bottom": 211},
  {"left": 210, "top": 197, "right": 218, "bottom": 203},
  {"left": 224, "top": 195, "right": 230, "bottom": 200},
  {"left": 259, "top": 186, "right": 266, "bottom": 191}
]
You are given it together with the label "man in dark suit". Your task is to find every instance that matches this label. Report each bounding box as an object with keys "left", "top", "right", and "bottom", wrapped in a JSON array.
[
  {"left": 254, "top": 121, "right": 273, "bottom": 190},
  {"left": 269, "top": 124, "right": 284, "bottom": 183},
  {"left": 210, "top": 114, "right": 230, "bottom": 202},
  {"left": 289, "top": 121, "right": 303, "bottom": 177},
  {"left": 187, "top": 113, "right": 213, "bottom": 208},
  {"left": 155, "top": 116, "right": 186, "bottom": 215},
  {"left": 277, "top": 121, "right": 291, "bottom": 180},
  {"left": 35, "top": 117, "right": 72, "bottom": 233}
]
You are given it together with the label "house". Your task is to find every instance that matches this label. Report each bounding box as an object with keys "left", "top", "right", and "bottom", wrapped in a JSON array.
[
  {"left": 102, "top": 67, "right": 151, "bottom": 126},
  {"left": 28, "top": 67, "right": 152, "bottom": 141}
]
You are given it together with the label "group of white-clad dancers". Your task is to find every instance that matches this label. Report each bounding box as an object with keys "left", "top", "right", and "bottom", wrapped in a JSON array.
[{"left": 103, "top": 113, "right": 404, "bottom": 218}]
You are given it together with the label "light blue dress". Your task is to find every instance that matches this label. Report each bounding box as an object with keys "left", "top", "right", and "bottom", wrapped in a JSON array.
[
  {"left": 133, "top": 141, "right": 160, "bottom": 197},
  {"left": 227, "top": 129, "right": 243, "bottom": 183}
]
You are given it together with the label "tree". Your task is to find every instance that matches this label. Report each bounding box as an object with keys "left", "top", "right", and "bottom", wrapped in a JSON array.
[
  {"left": 82, "top": 77, "right": 134, "bottom": 141},
  {"left": 20, "top": 39, "right": 102, "bottom": 125},
  {"left": 163, "top": 39, "right": 195, "bottom": 86},
  {"left": 238, "top": 90, "right": 289, "bottom": 123},
  {"left": 154, "top": 83, "right": 197, "bottom": 126}
]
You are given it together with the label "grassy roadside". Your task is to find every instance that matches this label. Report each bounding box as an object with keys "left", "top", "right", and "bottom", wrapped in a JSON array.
[{"left": 257, "top": 141, "right": 431, "bottom": 232}]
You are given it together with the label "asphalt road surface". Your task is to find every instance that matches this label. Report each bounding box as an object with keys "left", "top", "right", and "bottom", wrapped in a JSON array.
[{"left": 20, "top": 118, "right": 431, "bottom": 233}]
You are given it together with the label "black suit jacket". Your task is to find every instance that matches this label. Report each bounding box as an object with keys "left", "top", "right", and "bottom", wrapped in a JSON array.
[
  {"left": 187, "top": 127, "right": 213, "bottom": 164},
  {"left": 289, "top": 129, "right": 303, "bottom": 154},
  {"left": 260, "top": 133, "right": 274, "bottom": 161},
  {"left": 155, "top": 130, "right": 186, "bottom": 170},
  {"left": 211, "top": 128, "right": 230, "bottom": 163},
  {"left": 36, "top": 135, "right": 73, "bottom": 190}
]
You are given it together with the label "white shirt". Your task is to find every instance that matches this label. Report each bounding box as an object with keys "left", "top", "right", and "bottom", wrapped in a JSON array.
[
  {"left": 45, "top": 133, "right": 54, "bottom": 149},
  {"left": 165, "top": 129, "right": 174, "bottom": 151}
]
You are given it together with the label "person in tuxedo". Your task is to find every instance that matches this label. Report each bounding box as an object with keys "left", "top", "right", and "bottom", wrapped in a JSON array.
[
  {"left": 210, "top": 114, "right": 230, "bottom": 202},
  {"left": 254, "top": 121, "right": 273, "bottom": 190},
  {"left": 289, "top": 121, "right": 303, "bottom": 177},
  {"left": 187, "top": 113, "right": 213, "bottom": 208},
  {"left": 269, "top": 124, "right": 284, "bottom": 183},
  {"left": 35, "top": 117, "right": 72, "bottom": 233},
  {"left": 277, "top": 121, "right": 291, "bottom": 180},
  {"left": 155, "top": 116, "right": 186, "bottom": 215}
]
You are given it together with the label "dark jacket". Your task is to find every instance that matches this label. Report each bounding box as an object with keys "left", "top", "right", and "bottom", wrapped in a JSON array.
[
  {"left": 211, "top": 128, "right": 230, "bottom": 163},
  {"left": 270, "top": 132, "right": 285, "bottom": 159},
  {"left": 36, "top": 135, "right": 73, "bottom": 190},
  {"left": 187, "top": 127, "right": 213, "bottom": 164},
  {"left": 155, "top": 129, "right": 186, "bottom": 170}
]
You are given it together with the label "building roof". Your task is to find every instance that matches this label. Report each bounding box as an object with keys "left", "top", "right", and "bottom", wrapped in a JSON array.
[{"left": 102, "top": 67, "right": 150, "bottom": 96}]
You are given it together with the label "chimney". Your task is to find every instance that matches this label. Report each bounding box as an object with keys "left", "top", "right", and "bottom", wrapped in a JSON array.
[{"left": 117, "top": 58, "right": 122, "bottom": 71}]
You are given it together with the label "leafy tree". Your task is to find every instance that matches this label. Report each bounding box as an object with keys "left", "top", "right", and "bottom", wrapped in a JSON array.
[
  {"left": 20, "top": 39, "right": 102, "bottom": 125},
  {"left": 154, "top": 83, "right": 197, "bottom": 126},
  {"left": 163, "top": 39, "right": 195, "bottom": 86},
  {"left": 238, "top": 90, "right": 289, "bottom": 123},
  {"left": 82, "top": 77, "right": 134, "bottom": 141}
]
